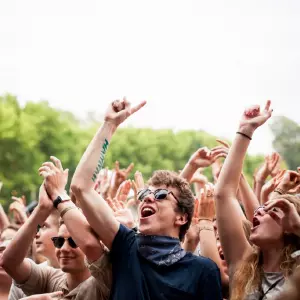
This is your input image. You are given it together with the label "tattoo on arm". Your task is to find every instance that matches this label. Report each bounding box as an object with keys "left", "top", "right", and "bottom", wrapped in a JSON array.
[{"left": 92, "top": 139, "right": 109, "bottom": 182}]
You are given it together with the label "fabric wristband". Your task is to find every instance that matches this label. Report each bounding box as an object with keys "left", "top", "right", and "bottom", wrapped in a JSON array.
[{"left": 60, "top": 206, "right": 76, "bottom": 218}]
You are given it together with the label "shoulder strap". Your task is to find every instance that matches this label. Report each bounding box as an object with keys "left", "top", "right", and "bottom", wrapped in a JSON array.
[{"left": 259, "top": 277, "right": 284, "bottom": 300}]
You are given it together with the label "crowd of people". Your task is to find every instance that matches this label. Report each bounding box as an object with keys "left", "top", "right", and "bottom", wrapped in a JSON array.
[{"left": 0, "top": 98, "right": 300, "bottom": 300}]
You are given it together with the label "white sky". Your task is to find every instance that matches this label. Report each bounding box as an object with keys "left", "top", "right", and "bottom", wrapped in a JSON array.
[{"left": 0, "top": 0, "right": 299, "bottom": 155}]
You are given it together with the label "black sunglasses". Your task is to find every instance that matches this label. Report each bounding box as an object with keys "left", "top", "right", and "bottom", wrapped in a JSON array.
[
  {"left": 138, "top": 188, "right": 179, "bottom": 203},
  {"left": 51, "top": 237, "right": 78, "bottom": 249}
]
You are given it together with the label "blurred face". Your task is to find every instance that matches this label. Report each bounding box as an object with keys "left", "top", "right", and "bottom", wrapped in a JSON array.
[
  {"left": 55, "top": 224, "right": 87, "bottom": 274},
  {"left": 213, "top": 221, "right": 228, "bottom": 276},
  {"left": 138, "top": 185, "right": 185, "bottom": 238},
  {"left": 250, "top": 206, "right": 284, "bottom": 248},
  {"left": 0, "top": 228, "right": 17, "bottom": 287},
  {"left": 216, "top": 239, "right": 228, "bottom": 275},
  {"left": 35, "top": 214, "right": 58, "bottom": 258}
]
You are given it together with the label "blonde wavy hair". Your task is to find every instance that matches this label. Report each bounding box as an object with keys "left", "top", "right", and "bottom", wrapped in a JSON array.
[{"left": 230, "top": 194, "right": 300, "bottom": 300}]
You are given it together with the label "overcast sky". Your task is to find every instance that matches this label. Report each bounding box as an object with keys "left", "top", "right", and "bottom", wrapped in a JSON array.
[{"left": 0, "top": 0, "right": 299, "bottom": 154}]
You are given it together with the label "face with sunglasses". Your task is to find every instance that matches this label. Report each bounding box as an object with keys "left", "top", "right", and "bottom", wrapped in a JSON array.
[
  {"left": 53, "top": 224, "right": 87, "bottom": 273},
  {"left": 138, "top": 185, "right": 187, "bottom": 238}
]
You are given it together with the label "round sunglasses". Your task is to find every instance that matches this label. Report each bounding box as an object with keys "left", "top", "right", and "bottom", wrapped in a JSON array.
[
  {"left": 51, "top": 237, "right": 78, "bottom": 249},
  {"left": 137, "top": 188, "right": 179, "bottom": 203}
]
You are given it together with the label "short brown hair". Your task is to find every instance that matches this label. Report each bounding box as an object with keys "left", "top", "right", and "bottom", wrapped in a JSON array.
[{"left": 147, "top": 170, "right": 194, "bottom": 241}]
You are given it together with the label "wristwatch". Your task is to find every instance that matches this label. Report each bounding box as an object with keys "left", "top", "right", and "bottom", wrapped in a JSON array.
[{"left": 53, "top": 196, "right": 70, "bottom": 209}]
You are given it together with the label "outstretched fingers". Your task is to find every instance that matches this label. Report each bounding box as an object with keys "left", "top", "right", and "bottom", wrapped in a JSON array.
[
  {"left": 130, "top": 100, "right": 147, "bottom": 115},
  {"left": 50, "top": 156, "right": 63, "bottom": 171}
]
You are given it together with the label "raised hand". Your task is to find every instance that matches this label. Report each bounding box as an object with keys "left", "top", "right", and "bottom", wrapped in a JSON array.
[
  {"left": 134, "top": 171, "right": 145, "bottom": 190},
  {"left": 238, "top": 100, "right": 273, "bottom": 136},
  {"left": 114, "top": 208, "right": 135, "bottom": 229},
  {"left": 216, "top": 139, "right": 230, "bottom": 149},
  {"left": 197, "top": 183, "right": 216, "bottom": 221},
  {"left": 189, "top": 147, "right": 222, "bottom": 169},
  {"left": 256, "top": 158, "right": 269, "bottom": 184},
  {"left": 261, "top": 170, "right": 285, "bottom": 204},
  {"left": 264, "top": 198, "right": 300, "bottom": 236},
  {"left": 190, "top": 169, "right": 208, "bottom": 185},
  {"left": 37, "top": 183, "right": 54, "bottom": 213},
  {"left": 127, "top": 171, "right": 144, "bottom": 208},
  {"left": 94, "top": 168, "right": 111, "bottom": 199},
  {"left": 267, "top": 152, "right": 281, "bottom": 177},
  {"left": 110, "top": 161, "right": 134, "bottom": 198},
  {"left": 39, "top": 156, "right": 69, "bottom": 201},
  {"left": 104, "top": 97, "right": 146, "bottom": 127},
  {"left": 277, "top": 170, "right": 300, "bottom": 193},
  {"left": 9, "top": 195, "right": 27, "bottom": 224},
  {"left": 115, "top": 180, "right": 132, "bottom": 205},
  {"left": 104, "top": 188, "right": 135, "bottom": 229}
]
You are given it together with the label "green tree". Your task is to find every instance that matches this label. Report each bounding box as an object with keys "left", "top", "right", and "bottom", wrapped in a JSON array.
[
  {"left": 270, "top": 116, "right": 300, "bottom": 170},
  {"left": 0, "top": 93, "right": 267, "bottom": 210}
]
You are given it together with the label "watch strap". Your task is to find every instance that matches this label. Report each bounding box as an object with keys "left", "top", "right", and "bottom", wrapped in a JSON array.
[{"left": 53, "top": 196, "right": 70, "bottom": 209}]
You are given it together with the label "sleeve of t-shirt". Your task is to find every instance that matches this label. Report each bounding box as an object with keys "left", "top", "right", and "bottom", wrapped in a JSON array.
[
  {"left": 85, "top": 251, "right": 112, "bottom": 297},
  {"left": 199, "top": 264, "right": 222, "bottom": 300},
  {"left": 110, "top": 224, "right": 136, "bottom": 259},
  {"left": 13, "top": 258, "right": 63, "bottom": 296},
  {"left": 8, "top": 284, "right": 26, "bottom": 300}
]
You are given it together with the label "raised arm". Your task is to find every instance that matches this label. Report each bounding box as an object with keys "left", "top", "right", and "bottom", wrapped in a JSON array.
[
  {"left": 71, "top": 98, "right": 146, "bottom": 249},
  {"left": 180, "top": 147, "right": 224, "bottom": 182},
  {"left": 0, "top": 185, "right": 53, "bottom": 283},
  {"left": 214, "top": 100, "right": 273, "bottom": 267},
  {"left": 238, "top": 173, "right": 260, "bottom": 221},
  {"left": 196, "top": 184, "right": 229, "bottom": 288},
  {"left": 39, "top": 156, "right": 105, "bottom": 262}
]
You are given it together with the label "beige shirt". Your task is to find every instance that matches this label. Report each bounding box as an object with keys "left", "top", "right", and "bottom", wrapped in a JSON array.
[
  {"left": 8, "top": 284, "right": 26, "bottom": 300},
  {"left": 14, "top": 254, "right": 112, "bottom": 300}
]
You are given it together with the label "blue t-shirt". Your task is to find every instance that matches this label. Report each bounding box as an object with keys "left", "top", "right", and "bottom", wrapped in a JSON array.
[{"left": 109, "top": 224, "right": 222, "bottom": 300}]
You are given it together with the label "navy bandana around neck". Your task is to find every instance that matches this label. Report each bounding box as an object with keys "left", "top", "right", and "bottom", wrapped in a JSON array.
[{"left": 136, "top": 234, "right": 186, "bottom": 266}]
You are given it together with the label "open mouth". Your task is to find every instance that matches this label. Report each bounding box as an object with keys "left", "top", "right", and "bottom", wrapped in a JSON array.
[
  {"left": 252, "top": 217, "right": 260, "bottom": 229},
  {"left": 141, "top": 206, "right": 156, "bottom": 218}
]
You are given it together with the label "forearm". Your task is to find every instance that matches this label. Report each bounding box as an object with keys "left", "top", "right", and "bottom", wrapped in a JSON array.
[
  {"left": 239, "top": 175, "right": 260, "bottom": 221},
  {"left": 214, "top": 133, "right": 253, "bottom": 266},
  {"left": 215, "top": 133, "right": 251, "bottom": 198},
  {"left": 254, "top": 180, "right": 265, "bottom": 203},
  {"left": 73, "top": 189, "right": 119, "bottom": 250},
  {"left": 1, "top": 207, "right": 50, "bottom": 280},
  {"left": 72, "top": 122, "right": 116, "bottom": 191},
  {"left": 182, "top": 237, "right": 200, "bottom": 253},
  {"left": 261, "top": 188, "right": 271, "bottom": 204},
  {"left": 179, "top": 162, "right": 197, "bottom": 183},
  {"left": 57, "top": 201, "right": 104, "bottom": 261}
]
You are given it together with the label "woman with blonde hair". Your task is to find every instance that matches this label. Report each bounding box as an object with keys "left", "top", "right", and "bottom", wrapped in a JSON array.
[{"left": 214, "top": 100, "right": 300, "bottom": 300}]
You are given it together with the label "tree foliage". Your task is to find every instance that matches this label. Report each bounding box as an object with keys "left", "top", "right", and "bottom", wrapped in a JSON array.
[
  {"left": 270, "top": 116, "right": 300, "bottom": 170},
  {"left": 0, "top": 94, "right": 265, "bottom": 209}
]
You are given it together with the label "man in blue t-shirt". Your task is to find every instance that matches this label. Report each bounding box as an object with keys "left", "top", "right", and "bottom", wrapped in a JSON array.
[{"left": 71, "top": 98, "right": 222, "bottom": 300}]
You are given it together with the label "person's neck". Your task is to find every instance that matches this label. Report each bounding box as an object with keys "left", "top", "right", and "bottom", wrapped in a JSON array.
[
  {"left": 261, "top": 243, "right": 284, "bottom": 273},
  {"left": 66, "top": 269, "right": 91, "bottom": 291},
  {"left": 47, "top": 255, "right": 60, "bottom": 269}
]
